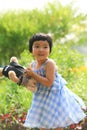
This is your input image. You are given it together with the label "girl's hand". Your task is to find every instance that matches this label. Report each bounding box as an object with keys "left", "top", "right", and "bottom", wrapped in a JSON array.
[{"left": 25, "top": 68, "right": 34, "bottom": 77}]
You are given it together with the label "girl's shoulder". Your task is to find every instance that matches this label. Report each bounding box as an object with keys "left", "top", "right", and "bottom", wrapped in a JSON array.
[
  {"left": 45, "top": 59, "right": 58, "bottom": 71},
  {"left": 46, "top": 59, "right": 56, "bottom": 66}
]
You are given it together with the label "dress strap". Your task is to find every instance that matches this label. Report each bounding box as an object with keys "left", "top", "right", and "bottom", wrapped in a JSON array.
[
  {"left": 31, "top": 61, "right": 36, "bottom": 70},
  {"left": 31, "top": 59, "right": 48, "bottom": 71},
  {"left": 42, "top": 59, "right": 48, "bottom": 67}
]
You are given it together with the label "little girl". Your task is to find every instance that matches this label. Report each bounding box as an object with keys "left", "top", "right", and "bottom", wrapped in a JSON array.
[{"left": 24, "top": 33, "right": 86, "bottom": 130}]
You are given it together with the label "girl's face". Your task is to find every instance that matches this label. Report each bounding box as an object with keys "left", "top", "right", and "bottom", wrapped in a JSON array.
[{"left": 32, "top": 40, "right": 50, "bottom": 61}]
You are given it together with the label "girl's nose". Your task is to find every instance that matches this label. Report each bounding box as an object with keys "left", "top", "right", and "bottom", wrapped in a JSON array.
[{"left": 39, "top": 47, "right": 44, "bottom": 51}]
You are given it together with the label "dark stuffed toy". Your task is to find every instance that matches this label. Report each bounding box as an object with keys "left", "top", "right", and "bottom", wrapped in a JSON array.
[{"left": 0, "top": 56, "right": 37, "bottom": 92}]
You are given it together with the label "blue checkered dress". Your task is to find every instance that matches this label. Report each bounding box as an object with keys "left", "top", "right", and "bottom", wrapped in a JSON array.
[{"left": 24, "top": 60, "right": 86, "bottom": 129}]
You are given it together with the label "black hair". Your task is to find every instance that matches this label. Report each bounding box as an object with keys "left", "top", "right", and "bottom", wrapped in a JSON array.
[{"left": 29, "top": 33, "right": 53, "bottom": 53}]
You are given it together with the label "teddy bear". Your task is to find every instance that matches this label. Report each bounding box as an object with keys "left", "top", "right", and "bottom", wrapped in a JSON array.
[{"left": 0, "top": 56, "right": 37, "bottom": 92}]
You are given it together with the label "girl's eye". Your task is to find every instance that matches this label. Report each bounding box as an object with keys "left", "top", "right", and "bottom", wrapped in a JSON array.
[
  {"left": 44, "top": 46, "right": 48, "bottom": 48},
  {"left": 34, "top": 45, "right": 39, "bottom": 48}
]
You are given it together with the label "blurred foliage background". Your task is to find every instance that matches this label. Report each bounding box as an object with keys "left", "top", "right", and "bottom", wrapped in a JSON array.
[
  {"left": 0, "top": 0, "right": 87, "bottom": 123},
  {"left": 0, "top": 0, "right": 87, "bottom": 64}
]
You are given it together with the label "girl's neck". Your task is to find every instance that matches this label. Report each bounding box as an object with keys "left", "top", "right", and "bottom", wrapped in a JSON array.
[{"left": 36, "top": 58, "right": 48, "bottom": 69}]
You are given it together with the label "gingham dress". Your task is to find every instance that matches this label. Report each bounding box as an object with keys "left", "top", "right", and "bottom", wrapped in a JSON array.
[{"left": 24, "top": 60, "right": 86, "bottom": 129}]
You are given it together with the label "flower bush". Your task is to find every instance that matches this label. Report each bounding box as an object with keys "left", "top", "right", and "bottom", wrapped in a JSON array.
[{"left": 0, "top": 106, "right": 27, "bottom": 130}]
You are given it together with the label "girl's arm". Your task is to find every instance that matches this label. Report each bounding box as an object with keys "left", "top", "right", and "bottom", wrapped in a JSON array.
[{"left": 25, "top": 60, "right": 56, "bottom": 87}]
